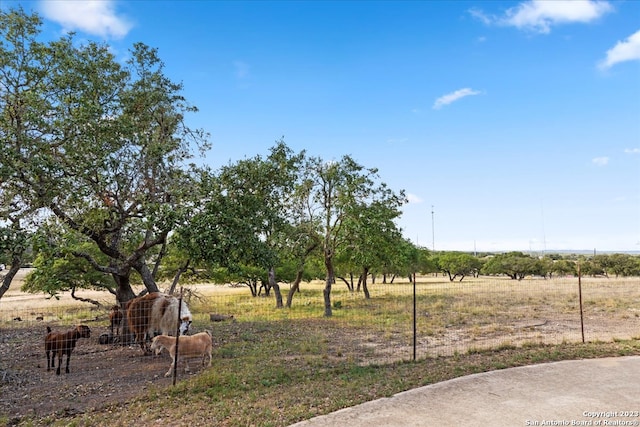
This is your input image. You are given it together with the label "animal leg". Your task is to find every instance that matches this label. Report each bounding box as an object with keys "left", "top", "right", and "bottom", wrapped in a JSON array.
[
  {"left": 65, "top": 353, "right": 71, "bottom": 374},
  {"left": 164, "top": 360, "right": 175, "bottom": 377},
  {"left": 46, "top": 351, "right": 51, "bottom": 371},
  {"left": 56, "top": 353, "right": 62, "bottom": 375}
]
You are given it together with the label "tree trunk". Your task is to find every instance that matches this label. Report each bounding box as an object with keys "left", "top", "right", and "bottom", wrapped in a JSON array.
[
  {"left": 113, "top": 272, "right": 136, "bottom": 344},
  {"left": 286, "top": 269, "right": 304, "bottom": 308},
  {"left": 323, "top": 254, "right": 334, "bottom": 317},
  {"left": 0, "top": 261, "right": 21, "bottom": 299},
  {"left": 168, "top": 259, "right": 190, "bottom": 295},
  {"left": 134, "top": 260, "right": 160, "bottom": 293},
  {"left": 337, "top": 276, "right": 353, "bottom": 291},
  {"left": 269, "top": 267, "right": 283, "bottom": 308},
  {"left": 152, "top": 240, "right": 168, "bottom": 281},
  {"left": 258, "top": 279, "right": 271, "bottom": 296},
  {"left": 323, "top": 276, "right": 332, "bottom": 317},
  {"left": 247, "top": 279, "right": 258, "bottom": 296},
  {"left": 362, "top": 267, "right": 370, "bottom": 299},
  {"left": 113, "top": 273, "right": 136, "bottom": 305}
]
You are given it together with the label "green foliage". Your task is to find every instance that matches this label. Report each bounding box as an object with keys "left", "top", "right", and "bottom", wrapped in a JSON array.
[
  {"left": 178, "top": 141, "right": 301, "bottom": 281},
  {"left": 481, "top": 252, "right": 540, "bottom": 280},
  {"left": 0, "top": 8, "right": 209, "bottom": 298},
  {"left": 549, "top": 258, "right": 577, "bottom": 277},
  {"left": 580, "top": 254, "right": 640, "bottom": 278},
  {"left": 0, "top": 225, "right": 31, "bottom": 266},
  {"left": 436, "top": 252, "right": 482, "bottom": 281},
  {"left": 337, "top": 196, "right": 407, "bottom": 283},
  {"left": 22, "top": 225, "right": 116, "bottom": 297}
]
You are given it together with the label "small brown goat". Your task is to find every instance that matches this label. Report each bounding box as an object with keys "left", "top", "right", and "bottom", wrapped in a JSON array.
[
  {"left": 150, "top": 331, "right": 213, "bottom": 377},
  {"left": 45, "top": 325, "right": 91, "bottom": 375},
  {"left": 109, "top": 305, "right": 123, "bottom": 340}
]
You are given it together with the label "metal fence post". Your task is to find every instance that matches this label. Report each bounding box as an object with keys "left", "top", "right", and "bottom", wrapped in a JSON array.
[
  {"left": 578, "top": 263, "right": 585, "bottom": 343},
  {"left": 172, "top": 288, "right": 183, "bottom": 385},
  {"left": 413, "top": 272, "right": 417, "bottom": 361}
]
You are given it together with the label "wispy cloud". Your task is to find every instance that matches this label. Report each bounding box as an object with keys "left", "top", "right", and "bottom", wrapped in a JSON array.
[
  {"left": 470, "top": 0, "right": 612, "bottom": 34},
  {"left": 386, "top": 138, "right": 408, "bottom": 144},
  {"left": 599, "top": 29, "right": 640, "bottom": 69},
  {"left": 433, "top": 88, "right": 482, "bottom": 110},
  {"left": 406, "top": 193, "right": 423, "bottom": 204},
  {"left": 624, "top": 148, "right": 640, "bottom": 154},
  {"left": 469, "top": 8, "right": 493, "bottom": 26},
  {"left": 592, "top": 156, "right": 609, "bottom": 166},
  {"left": 40, "top": 0, "right": 133, "bottom": 39}
]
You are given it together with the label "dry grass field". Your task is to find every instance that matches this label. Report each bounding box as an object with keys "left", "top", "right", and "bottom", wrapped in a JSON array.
[{"left": 1, "top": 268, "right": 639, "bottom": 425}]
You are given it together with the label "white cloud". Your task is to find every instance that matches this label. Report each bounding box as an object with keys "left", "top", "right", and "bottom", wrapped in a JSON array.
[
  {"left": 471, "top": 0, "right": 612, "bottom": 34},
  {"left": 592, "top": 156, "right": 609, "bottom": 166},
  {"left": 624, "top": 148, "right": 640, "bottom": 154},
  {"left": 469, "top": 8, "right": 493, "bottom": 26},
  {"left": 40, "top": 0, "right": 132, "bottom": 39},
  {"left": 433, "top": 88, "right": 482, "bottom": 110},
  {"left": 599, "top": 29, "right": 640, "bottom": 69},
  {"left": 406, "top": 193, "right": 423, "bottom": 204}
]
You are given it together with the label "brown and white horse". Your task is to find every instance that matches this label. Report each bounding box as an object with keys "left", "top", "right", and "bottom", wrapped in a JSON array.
[{"left": 126, "top": 292, "right": 192, "bottom": 354}]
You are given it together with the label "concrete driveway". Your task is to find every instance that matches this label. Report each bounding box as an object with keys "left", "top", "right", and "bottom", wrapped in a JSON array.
[{"left": 289, "top": 356, "right": 640, "bottom": 427}]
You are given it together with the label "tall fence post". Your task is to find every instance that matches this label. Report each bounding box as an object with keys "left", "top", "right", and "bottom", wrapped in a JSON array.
[
  {"left": 578, "top": 263, "right": 585, "bottom": 343},
  {"left": 413, "top": 272, "right": 417, "bottom": 362},
  {"left": 172, "top": 288, "right": 184, "bottom": 385}
]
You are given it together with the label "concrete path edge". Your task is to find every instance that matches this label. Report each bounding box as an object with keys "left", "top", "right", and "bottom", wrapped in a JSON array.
[{"left": 289, "top": 356, "right": 640, "bottom": 427}]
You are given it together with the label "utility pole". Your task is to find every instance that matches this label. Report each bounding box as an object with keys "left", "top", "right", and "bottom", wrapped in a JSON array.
[{"left": 431, "top": 205, "right": 435, "bottom": 251}]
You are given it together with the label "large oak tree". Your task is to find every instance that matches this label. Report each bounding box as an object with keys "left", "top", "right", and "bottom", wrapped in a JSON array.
[{"left": 0, "top": 9, "right": 208, "bottom": 303}]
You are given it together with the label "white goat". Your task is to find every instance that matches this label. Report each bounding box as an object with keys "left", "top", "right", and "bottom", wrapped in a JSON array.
[{"left": 150, "top": 331, "right": 213, "bottom": 377}]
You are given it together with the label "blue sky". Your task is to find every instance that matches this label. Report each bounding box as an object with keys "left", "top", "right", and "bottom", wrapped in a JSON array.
[{"left": 6, "top": 0, "right": 640, "bottom": 252}]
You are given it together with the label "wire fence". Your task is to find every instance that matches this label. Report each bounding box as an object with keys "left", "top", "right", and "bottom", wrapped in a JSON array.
[{"left": 2, "top": 274, "right": 639, "bottom": 361}]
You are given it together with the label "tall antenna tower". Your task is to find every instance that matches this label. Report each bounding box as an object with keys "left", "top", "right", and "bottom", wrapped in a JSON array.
[
  {"left": 541, "top": 201, "right": 547, "bottom": 255},
  {"left": 431, "top": 205, "right": 435, "bottom": 251}
]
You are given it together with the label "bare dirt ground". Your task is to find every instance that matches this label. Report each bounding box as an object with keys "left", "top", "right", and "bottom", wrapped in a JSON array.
[
  {"left": 0, "top": 269, "right": 239, "bottom": 424},
  {"left": 0, "top": 326, "right": 179, "bottom": 422}
]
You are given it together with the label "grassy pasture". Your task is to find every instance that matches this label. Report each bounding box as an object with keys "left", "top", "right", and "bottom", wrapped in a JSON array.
[{"left": 186, "top": 275, "right": 640, "bottom": 361}]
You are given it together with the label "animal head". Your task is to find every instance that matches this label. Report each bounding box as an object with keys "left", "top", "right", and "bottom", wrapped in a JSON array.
[
  {"left": 76, "top": 325, "right": 91, "bottom": 338},
  {"left": 179, "top": 317, "right": 192, "bottom": 336},
  {"left": 178, "top": 303, "right": 193, "bottom": 335},
  {"left": 150, "top": 336, "right": 165, "bottom": 355}
]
